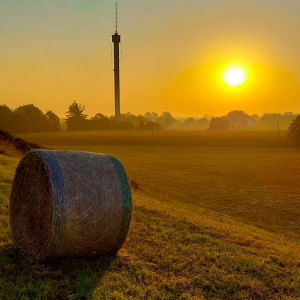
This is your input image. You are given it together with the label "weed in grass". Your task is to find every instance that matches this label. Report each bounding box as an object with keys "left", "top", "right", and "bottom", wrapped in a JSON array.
[{"left": 130, "top": 180, "right": 139, "bottom": 190}]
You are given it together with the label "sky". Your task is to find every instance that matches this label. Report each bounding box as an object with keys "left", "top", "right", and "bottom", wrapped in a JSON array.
[{"left": 1, "top": 0, "right": 300, "bottom": 118}]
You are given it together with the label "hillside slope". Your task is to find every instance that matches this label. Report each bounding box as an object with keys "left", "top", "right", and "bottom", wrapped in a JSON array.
[
  {"left": 0, "top": 150, "right": 299, "bottom": 299},
  {"left": 0, "top": 129, "right": 44, "bottom": 157}
]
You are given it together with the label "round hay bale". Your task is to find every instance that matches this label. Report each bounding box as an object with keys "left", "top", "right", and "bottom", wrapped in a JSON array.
[{"left": 10, "top": 150, "right": 132, "bottom": 260}]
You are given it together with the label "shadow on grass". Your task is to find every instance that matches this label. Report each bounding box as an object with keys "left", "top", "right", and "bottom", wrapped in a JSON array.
[{"left": 0, "top": 246, "right": 115, "bottom": 300}]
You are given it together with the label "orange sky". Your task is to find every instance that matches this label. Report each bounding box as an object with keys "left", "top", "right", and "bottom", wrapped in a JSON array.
[{"left": 1, "top": 0, "right": 300, "bottom": 118}]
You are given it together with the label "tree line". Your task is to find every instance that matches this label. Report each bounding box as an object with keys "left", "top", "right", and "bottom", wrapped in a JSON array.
[
  {"left": 1, "top": 102, "right": 299, "bottom": 135},
  {"left": 207, "top": 111, "right": 299, "bottom": 131},
  {"left": 0, "top": 102, "right": 163, "bottom": 134},
  {"left": 64, "top": 101, "right": 163, "bottom": 131},
  {"left": 0, "top": 104, "right": 61, "bottom": 133}
]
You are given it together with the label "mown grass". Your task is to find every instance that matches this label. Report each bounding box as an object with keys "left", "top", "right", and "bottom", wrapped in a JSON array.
[
  {"left": 1, "top": 132, "right": 300, "bottom": 299},
  {"left": 41, "top": 144, "right": 300, "bottom": 237},
  {"left": 1, "top": 166, "right": 300, "bottom": 298}
]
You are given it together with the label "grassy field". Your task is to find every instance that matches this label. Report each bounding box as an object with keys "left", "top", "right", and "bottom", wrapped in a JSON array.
[
  {"left": 20, "top": 130, "right": 300, "bottom": 236},
  {"left": 1, "top": 130, "right": 300, "bottom": 299},
  {"left": 19, "top": 129, "right": 291, "bottom": 148},
  {"left": 37, "top": 145, "right": 299, "bottom": 238}
]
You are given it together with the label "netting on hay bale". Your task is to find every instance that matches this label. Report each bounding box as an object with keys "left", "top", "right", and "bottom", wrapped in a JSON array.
[{"left": 10, "top": 150, "right": 132, "bottom": 260}]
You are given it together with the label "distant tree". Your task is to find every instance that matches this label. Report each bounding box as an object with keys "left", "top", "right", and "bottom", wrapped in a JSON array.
[
  {"left": 137, "top": 120, "right": 162, "bottom": 130},
  {"left": 65, "top": 101, "right": 87, "bottom": 131},
  {"left": 281, "top": 112, "right": 297, "bottom": 122},
  {"left": 120, "top": 113, "right": 147, "bottom": 127},
  {"left": 13, "top": 104, "right": 46, "bottom": 133},
  {"left": 144, "top": 112, "right": 151, "bottom": 120},
  {"left": 117, "top": 121, "right": 134, "bottom": 130},
  {"left": 259, "top": 112, "right": 297, "bottom": 130},
  {"left": 260, "top": 113, "right": 282, "bottom": 122},
  {"left": 196, "top": 118, "right": 210, "bottom": 129},
  {"left": 226, "top": 110, "right": 247, "bottom": 121},
  {"left": 0, "top": 105, "right": 13, "bottom": 131},
  {"left": 109, "top": 118, "right": 134, "bottom": 130},
  {"left": 226, "top": 110, "right": 253, "bottom": 123},
  {"left": 162, "top": 111, "right": 176, "bottom": 123},
  {"left": 184, "top": 117, "right": 196, "bottom": 125},
  {"left": 44, "top": 110, "right": 61, "bottom": 132},
  {"left": 224, "top": 110, "right": 254, "bottom": 129},
  {"left": 156, "top": 111, "right": 176, "bottom": 124},
  {"left": 151, "top": 112, "right": 158, "bottom": 121},
  {"left": 208, "top": 117, "right": 230, "bottom": 130},
  {"left": 251, "top": 114, "right": 259, "bottom": 122},
  {"left": 287, "top": 115, "right": 300, "bottom": 146},
  {"left": 202, "top": 114, "right": 211, "bottom": 120},
  {"left": 144, "top": 112, "right": 158, "bottom": 122},
  {"left": 90, "top": 113, "right": 111, "bottom": 130},
  {"left": 91, "top": 113, "right": 109, "bottom": 121}
]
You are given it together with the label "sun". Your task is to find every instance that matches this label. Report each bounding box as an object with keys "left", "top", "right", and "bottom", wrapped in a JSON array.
[{"left": 220, "top": 64, "right": 249, "bottom": 88}]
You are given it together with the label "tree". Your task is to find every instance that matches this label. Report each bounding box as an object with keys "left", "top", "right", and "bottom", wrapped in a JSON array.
[
  {"left": 208, "top": 117, "right": 230, "bottom": 130},
  {"left": 151, "top": 112, "right": 158, "bottom": 121},
  {"left": 156, "top": 112, "right": 176, "bottom": 124},
  {"left": 144, "top": 112, "right": 151, "bottom": 120},
  {"left": 91, "top": 113, "right": 109, "bottom": 121},
  {"left": 65, "top": 101, "right": 87, "bottom": 131},
  {"left": 13, "top": 104, "right": 46, "bottom": 133},
  {"left": 120, "top": 113, "right": 147, "bottom": 127},
  {"left": 287, "top": 115, "right": 300, "bottom": 146},
  {"left": 136, "top": 120, "right": 162, "bottom": 130},
  {"left": 144, "top": 112, "right": 158, "bottom": 121},
  {"left": 196, "top": 118, "right": 210, "bottom": 130},
  {"left": 44, "top": 110, "right": 61, "bottom": 132},
  {"left": 184, "top": 117, "right": 196, "bottom": 125},
  {"left": 260, "top": 113, "right": 281, "bottom": 122},
  {"left": 251, "top": 114, "right": 259, "bottom": 122},
  {"left": 0, "top": 105, "right": 13, "bottom": 131},
  {"left": 226, "top": 110, "right": 254, "bottom": 124},
  {"left": 90, "top": 113, "right": 111, "bottom": 130}
]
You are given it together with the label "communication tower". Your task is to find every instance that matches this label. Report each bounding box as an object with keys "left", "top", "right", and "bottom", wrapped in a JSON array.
[{"left": 112, "top": 3, "right": 121, "bottom": 120}]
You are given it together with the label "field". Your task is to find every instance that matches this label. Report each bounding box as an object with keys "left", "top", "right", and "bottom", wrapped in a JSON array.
[
  {"left": 1, "top": 130, "right": 300, "bottom": 299},
  {"left": 20, "top": 130, "right": 300, "bottom": 236},
  {"left": 19, "top": 129, "right": 290, "bottom": 147}
]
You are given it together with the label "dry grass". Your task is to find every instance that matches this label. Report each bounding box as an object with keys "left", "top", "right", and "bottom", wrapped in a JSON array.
[
  {"left": 1, "top": 132, "right": 300, "bottom": 299},
  {"left": 16, "top": 130, "right": 300, "bottom": 235},
  {"left": 43, "top": 144, "right": 300, "bottom": 238},
  {"left": 1, "top": 173, "right": 300, "bottom": 299},
  {"left": 0, "top": 141, "right": 23, "bottom": 158}
]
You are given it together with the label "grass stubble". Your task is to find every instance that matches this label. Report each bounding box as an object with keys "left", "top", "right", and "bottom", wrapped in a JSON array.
[{"left": 0, "top": 131, "right": 300, "bottom": 299}]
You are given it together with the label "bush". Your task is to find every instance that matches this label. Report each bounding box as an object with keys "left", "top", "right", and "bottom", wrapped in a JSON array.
[{"left": 287, "top": 115, "right": 300, "bottom": 146}]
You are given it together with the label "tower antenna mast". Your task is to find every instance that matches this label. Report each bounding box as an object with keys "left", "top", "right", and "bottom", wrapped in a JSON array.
[
  {"left": 115, "top": 2, "right": 118, "bottom": 33},
  {"left": 112, "top": 3, "right": 121, "bottom": 120}
]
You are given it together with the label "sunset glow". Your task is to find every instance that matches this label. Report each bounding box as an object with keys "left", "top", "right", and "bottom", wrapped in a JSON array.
[{"left": 0, "top": 1, "right": 300, "bottom": 117}]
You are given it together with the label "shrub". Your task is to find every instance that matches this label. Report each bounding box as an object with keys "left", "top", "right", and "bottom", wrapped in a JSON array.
[{"left": 287, "top": 115, "right": 300, "bottom": 146}]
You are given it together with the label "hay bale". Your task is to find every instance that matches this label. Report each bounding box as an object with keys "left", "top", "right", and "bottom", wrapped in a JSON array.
[{"left": 10, "top": 150, "right": 132, "bottom": 260}]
